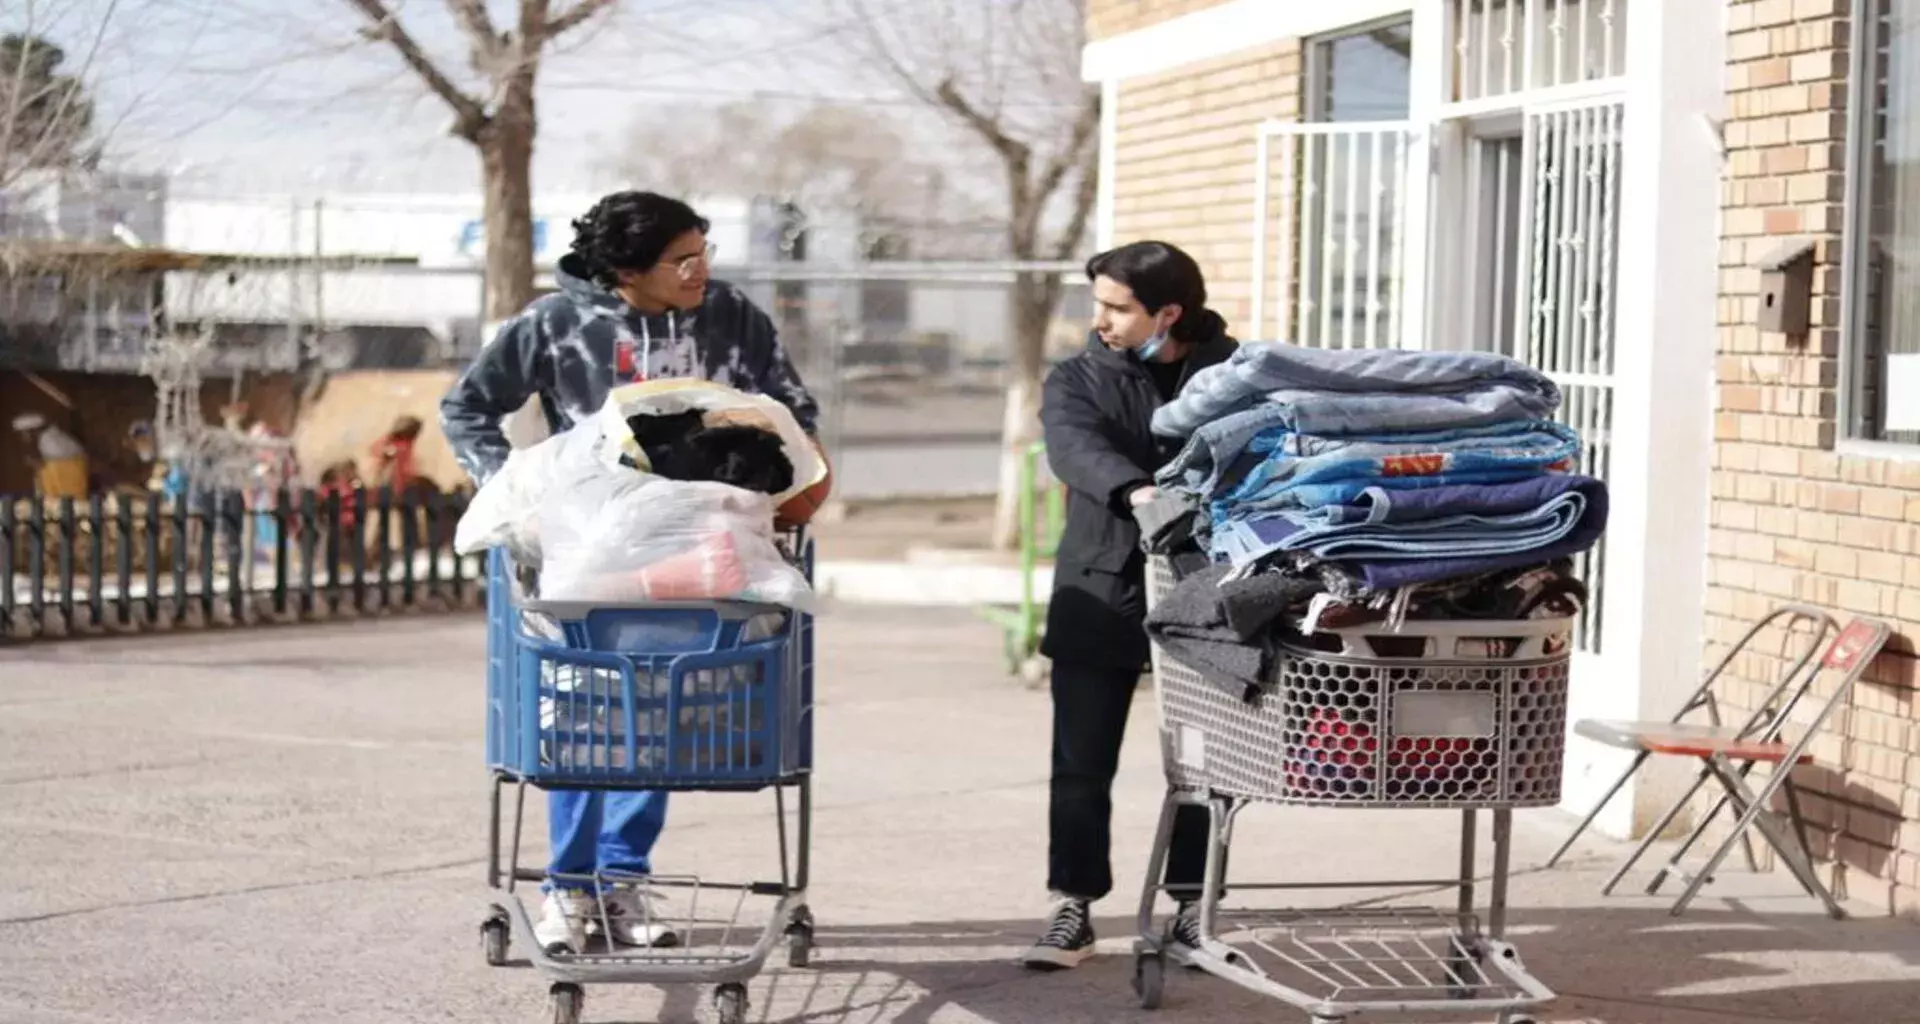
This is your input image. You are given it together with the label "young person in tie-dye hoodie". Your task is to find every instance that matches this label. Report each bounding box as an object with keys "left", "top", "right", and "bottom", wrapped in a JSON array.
[
  {"left": 440, "top": 191, "right": 819, "bottom": 955},
  {"left": 442, "top": 190, "right": 819, "bottom": 484}
]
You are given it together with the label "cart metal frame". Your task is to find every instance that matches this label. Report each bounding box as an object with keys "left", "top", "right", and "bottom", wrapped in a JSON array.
[{"left": 1136, "top": 556, "right": 1562, "bottom": 1024}]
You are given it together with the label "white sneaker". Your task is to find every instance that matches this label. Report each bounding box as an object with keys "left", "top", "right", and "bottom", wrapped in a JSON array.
[
  {"left": 594, "top": 886, "right": 680, "bottom": 948},
  {"left": 534, "top": 890, "right": 589, "bottom": 955}
]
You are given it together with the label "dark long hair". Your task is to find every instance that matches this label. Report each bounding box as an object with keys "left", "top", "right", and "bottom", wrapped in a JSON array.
[{"left": 1085, "top": 240, "right": 1227, "bottom": 344}]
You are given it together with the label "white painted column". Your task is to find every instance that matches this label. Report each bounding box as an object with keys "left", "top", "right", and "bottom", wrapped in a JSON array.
[
  {"left": 1562, "top": 0, "right": 1725, "bottom": 839},
  {"left": 1095, "top": 78, "right": 1120, "bottom": 252},
  {"left": 1399, "top": 0, "right": 1450, "bottom": 351}
]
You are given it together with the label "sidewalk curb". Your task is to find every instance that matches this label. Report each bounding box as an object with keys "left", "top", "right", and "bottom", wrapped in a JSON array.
[{"left": 814, "top": 559, "right": 1052, "bottom": 606}]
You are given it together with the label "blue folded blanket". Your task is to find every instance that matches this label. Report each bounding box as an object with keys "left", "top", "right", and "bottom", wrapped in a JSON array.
[{"left": 1215, "top": 474, "right": 1609, "bottom": 590}]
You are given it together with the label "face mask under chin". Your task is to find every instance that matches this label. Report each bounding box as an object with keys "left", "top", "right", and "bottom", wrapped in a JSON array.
[{"left": 1133, "top": 328, "right": 1169, "bottom": 362}]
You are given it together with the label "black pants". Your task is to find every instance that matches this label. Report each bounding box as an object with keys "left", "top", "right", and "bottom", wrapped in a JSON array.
[{"left": 1048, "top": 658, "right": 1215, "bottom": 902}]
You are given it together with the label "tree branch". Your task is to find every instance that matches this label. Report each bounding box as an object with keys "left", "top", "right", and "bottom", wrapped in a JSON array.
[
  {"left": 1053, "top": 139, "right": 1100, "bottom": 261},
  {"left": 444, "top": 0, "right": 504, "bottom": 58},
  {"left": 545, "top": 0, "right": 621, "bottom": 40},
  {"left": 933, "top": 77, "right": 1029, "bottom": 168},
  {"left": 0, "top": 31, "right": 41, "bottom": 183},
  {"left": 1033, "top": 86, "right": 1099, "bottom": 210},
  {"left": 341, "top": 0, "right": 488, "bottom": 140},
  {"left": 1, "top": 0, "right": 119, "bottom": 188}
]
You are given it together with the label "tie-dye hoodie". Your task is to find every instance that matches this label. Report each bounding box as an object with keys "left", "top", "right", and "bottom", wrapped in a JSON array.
[{"left": 440, "top": 254, "right": 820, "bottom": 483}]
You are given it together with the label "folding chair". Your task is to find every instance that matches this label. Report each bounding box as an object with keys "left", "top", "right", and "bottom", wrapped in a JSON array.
[{"left": 1545, "top": 603, "right": 1891, "bottom": 918}]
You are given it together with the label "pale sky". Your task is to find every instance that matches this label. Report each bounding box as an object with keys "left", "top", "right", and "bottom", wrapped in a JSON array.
[
  {"left": 19, "top": 0, "right": 972, "bottom": 196},
  {"left": 10, "top": 0, "right": 1412, "bottom": 227}
]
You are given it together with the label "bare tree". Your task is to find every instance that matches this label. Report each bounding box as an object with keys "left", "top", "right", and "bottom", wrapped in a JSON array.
[
  {"left": 618, "top": 100, "right": 983, "bottom": 255},
  {"left": 338, "top": 0, "right": 620, "bottom": 321},
  {"left": 0, "top": 32, "right": 98, "bottom": 189},
  {"left": 837, "top": 0, "right": 1100, "bottom": 549},
  {"left": 0, "top": 0, "right": 125, "bottom": 199}
]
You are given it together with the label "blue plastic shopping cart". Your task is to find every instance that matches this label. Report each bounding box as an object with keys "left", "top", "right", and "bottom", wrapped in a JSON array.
[{"left": 479, "top": 534, "right": 816, "bottom": 1024}]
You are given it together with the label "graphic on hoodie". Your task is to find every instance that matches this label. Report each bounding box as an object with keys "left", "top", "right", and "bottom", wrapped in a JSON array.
[{"left": 440, "top": 254, "right": 820, "bottom": 484}]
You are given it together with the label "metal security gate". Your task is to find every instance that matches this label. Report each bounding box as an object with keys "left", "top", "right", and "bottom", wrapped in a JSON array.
[
  {"left": 1250, "top": 121, "right": 1425, "bottom": 349},
  {"left": 1245, "top": 101, "right": 1624, "bottom": 653},
  {"left": 1515, "top": 100, "right": 1624, "bottom": 652}
]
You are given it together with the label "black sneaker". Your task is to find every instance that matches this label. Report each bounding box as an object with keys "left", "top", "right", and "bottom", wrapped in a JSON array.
[{"left": 1021, "top": 898, "right": 1095, "bottom": 970}]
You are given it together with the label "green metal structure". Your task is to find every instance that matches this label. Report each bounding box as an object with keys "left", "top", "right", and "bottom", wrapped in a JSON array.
[{"left": 976, "top": 442, "right": 1064, "bottom": 681}]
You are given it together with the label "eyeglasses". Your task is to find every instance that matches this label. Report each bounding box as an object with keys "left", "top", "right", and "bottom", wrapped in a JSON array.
[{"left": 670, "top": 242, "right": 716, "bottom": 281}]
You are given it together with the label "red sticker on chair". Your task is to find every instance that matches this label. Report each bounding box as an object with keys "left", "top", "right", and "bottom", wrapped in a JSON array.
[{"left": 1822, "top": 620, "right": 1882, "bottom": 672}]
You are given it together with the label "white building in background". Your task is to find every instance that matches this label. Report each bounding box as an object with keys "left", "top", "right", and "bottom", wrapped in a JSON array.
[
  {"left": 160, "top": 192, "right": 785, "bottom": 367},
  {"left": 0, "top": 169, "right": 169, "bottom": 246},
  {"left": 155, "top": 190, "right": 940, "bottom": 371}
]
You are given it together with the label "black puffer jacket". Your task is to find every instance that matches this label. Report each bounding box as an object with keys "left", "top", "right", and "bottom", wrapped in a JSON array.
[{"left": 1040, "top": 326, "right": 1236, "bottom": 669}]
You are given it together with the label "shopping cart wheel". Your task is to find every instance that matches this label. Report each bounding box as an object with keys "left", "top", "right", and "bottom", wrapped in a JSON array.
[
  {"left": 714, "top": 982, "right": 749, "bottom": 1024},
  {"left": 480, "top": 908, "right": 510, "bottom": 967},
  {"left": 1133, "top": 951, "right": 1165, "bottom": 1010},
  {"left": 784, "top": 906, "right": 816, "bottom": 967},
  {"left": 548, "top": 983, "right": 583, "bottom": 1024},
  {"left": 783, "top": 926, "right": 814, "bottom": 964}
]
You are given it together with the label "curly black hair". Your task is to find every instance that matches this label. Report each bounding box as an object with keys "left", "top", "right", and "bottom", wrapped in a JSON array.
[{"left": 567, "top": 191, "right": 711, "bottom": 288}]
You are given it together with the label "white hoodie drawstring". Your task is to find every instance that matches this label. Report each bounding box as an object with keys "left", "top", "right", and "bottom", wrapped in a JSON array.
[{"left": 634, "top": 311, "right": 687, "bottom": 382}]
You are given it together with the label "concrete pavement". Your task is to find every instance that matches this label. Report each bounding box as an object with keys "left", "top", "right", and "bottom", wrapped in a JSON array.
[{"left": 1, "top": 607, "right": 1916, "bottom": 1024}]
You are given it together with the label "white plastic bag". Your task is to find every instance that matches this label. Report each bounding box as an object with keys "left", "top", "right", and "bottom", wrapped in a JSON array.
[
  {"left": 535, "top": 460, "right": 817, "bottom": 610},
  {"left": 453, "top": 424, "right": 602, "bottom": 562},
  {"left": 455, "top": 379, "right": 823, "bottom": 561}
]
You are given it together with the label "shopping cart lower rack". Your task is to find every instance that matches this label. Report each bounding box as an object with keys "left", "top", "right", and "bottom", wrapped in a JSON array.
[
  {"left": 1135, "top": 556, "right": 1563, "bottom": 1024},
  {"left": 480, "top": 539, "right": 816, "bottom": 1024}
]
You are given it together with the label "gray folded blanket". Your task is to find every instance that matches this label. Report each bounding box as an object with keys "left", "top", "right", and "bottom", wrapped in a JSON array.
[
  {"left": 1218, "top": 569, "right": 1320, "bottom": 641},
  {"left": 1145, "top": 563, "right": 1275, "bottom": 701}
]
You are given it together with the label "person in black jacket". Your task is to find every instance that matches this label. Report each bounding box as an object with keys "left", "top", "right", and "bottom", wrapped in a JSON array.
[{"left": 1022, "top": 241, "right": 1236, "bottom": 970}]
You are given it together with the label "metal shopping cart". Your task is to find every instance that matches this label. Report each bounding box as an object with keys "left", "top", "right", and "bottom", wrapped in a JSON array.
[
  {"left": 479, "top": 536, "right": 816, "bottom": 1024},
  {"left": 1135, "top": 556, "right": 1561, "bottom": 1024}
]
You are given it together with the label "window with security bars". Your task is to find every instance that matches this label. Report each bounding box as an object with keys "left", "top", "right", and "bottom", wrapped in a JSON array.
[
  {"left": 1260, "top": 18, "right": 1415, "bottom": 348},
  {"left": 1450, "top": 0, "right": 1629, "bottom": 103},
  {"left": 1844, "top": 2, "right": 1920, "bottom": 445}
]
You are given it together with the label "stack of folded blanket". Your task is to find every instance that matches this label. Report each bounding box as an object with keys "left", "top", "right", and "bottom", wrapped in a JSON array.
[{"left": 1139, "top": 342, "right": 1608, "bottom": 697}]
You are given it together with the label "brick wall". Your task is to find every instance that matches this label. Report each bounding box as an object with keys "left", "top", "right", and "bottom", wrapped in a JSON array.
[
  {"left": 1713, "top": 0, "right": 1920, "bottom": 915},
  {"left": 1087, "top": 0, "right": 1233, "bottom": 41},
  {"left": 1110, "top": 40, "right": 1302, "bottom": 334}
]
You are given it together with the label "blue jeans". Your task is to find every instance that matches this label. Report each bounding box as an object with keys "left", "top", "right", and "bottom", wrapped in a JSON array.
[{"left": 546, "top": 789, "right": 669, "bottom": 890}]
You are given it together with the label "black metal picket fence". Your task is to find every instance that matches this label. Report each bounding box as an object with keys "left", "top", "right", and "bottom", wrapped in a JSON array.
[{"left": 1, "top": 487, "right": 488, "bottom": 642}]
